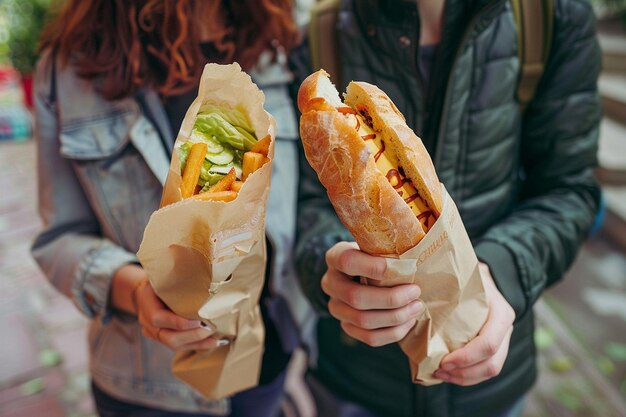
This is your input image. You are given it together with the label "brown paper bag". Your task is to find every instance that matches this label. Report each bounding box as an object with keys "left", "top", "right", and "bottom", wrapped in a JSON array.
[
  {"left": 137, "top": 63, "right": 275, "bottom": 399},
  {"left": 365, "top": 184, "right": 489, "bottom": 385}
]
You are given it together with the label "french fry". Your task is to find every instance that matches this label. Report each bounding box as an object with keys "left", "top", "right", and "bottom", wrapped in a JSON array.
[
  {"left": 193, "top": 190, "right": 238, "bottom": 202},
  {"left": 208, "top": 167, "right": 236, "bottom": 193},
  {"left": 231, "top": 181, "right": 244, "bottom": 192},
  {"left": 242, "top": 152, "right": 268, "bottom": 181},
  {"left": 180, "top": 142, "right": 208, "bottom": 198},
  {"left": 250, "top": 134, "right": 271, "bottom": 157}
]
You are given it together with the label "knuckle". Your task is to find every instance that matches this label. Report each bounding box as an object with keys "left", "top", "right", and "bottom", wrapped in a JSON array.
[
  {"left": 456, "top": 376, "right": 469, "bottom": 386},
  {"left": 372, "top": 259, "right": 387, "bottom": 278},
  {"left": 346, "top": 287, "right": 362, "bottom": 308},
  {"left": 367, "top": 259, "right": 386, "bottom": 279},
  {"left": 485, "top": 361, "right": 502, "bottom": 377},
  {"left": 392, "top": 324, "right": 409, "bottom": 342},
  {"left": 385, "top": 292, "right": 398, "bottom": 308},
  {"left": 483, "top": 340, "right": 499, "bottom": 357},
  {"left": 390, "top": 310, "right": 406, "bottom": 326},
  {"left": 192, "top": 328, "right": 208, "bottom": 342},
  {"left": 354, "top": 313, "right": 371, "bottom": 329},
  {"left": 149, "top": 314, "right": 162, "bottom": 328},
  {"left": 325, "top": 249, "right": 335, "bottom": 268},
  {"left": 337, "top": 250, "right": 353, "bottom": 273},
  {"left": 362, "top": 333, "right": 379, "bottom": 347},
  {"left": 320, "top": 274, "right": 330, "bottom": 294},
  {"left": 386, "top": 290, "right": 406, "bottom": 308},
  {"left": 172, "top": 318, "right": 186, "bottom": 331},
  {"left": 458, "top": 351, "right": 472, "bottom": 366},
  {"left": 327, "top": 299, "right": 340, "bottom": 318}
]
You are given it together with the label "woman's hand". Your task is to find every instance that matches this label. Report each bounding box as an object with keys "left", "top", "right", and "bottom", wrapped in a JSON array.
[
  {"left": 434, "top": 262, "right": 515, "bottom": 386},
  {"left": 111, "top": 264, "right": 226, "bottom": 351},
  {"left": 322, "top": 242, "right": 425, "bottom": 347}
]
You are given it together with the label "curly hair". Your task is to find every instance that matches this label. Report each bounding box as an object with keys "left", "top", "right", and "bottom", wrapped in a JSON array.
[{"left": 40, "top": 0, "right": 298, "bottom": 100}]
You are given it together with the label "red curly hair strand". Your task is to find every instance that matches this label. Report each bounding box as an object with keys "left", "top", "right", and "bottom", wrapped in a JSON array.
[{"left": 40, "top": 0, "right": 298, "bottom": 100}]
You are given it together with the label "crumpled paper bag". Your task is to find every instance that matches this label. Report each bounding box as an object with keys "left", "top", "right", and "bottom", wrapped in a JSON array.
[
  {"left": 365, "top": 184, "right": 489, "bottom": 385},
  {"left": 137, "top": 63, "right": 274, "bottom": 399}
]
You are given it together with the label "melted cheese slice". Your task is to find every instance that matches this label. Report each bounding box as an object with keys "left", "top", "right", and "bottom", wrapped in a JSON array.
[{"left": 341, "top": 110, "right": 434, "bottom": 231}]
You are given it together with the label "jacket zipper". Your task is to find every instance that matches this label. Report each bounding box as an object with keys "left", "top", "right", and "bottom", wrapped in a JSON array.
[
  {"left": 415, "top": 3, "right": 504, "bottom": 416},
  {"left": 433, "top": 1, "right": 504, "bottom": 169}
]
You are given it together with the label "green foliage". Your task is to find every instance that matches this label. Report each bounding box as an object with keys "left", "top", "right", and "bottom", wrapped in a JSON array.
[
  {"left": 554, "top": 384, "right": 583, "bottom": 411},
  {"left": 0, "top": 0, "right": 54, "bottom": 74},
  {"left": 605, "top": 342, "right": 626, "bottom": 361},
  {"left": 549, "top": 356, "right": 574, "bottom": 373},
  {"left": 534, "top": 327, "right": 555, "bottom": 350},
  {"left": 596, "top": 356, "right": 616, "bottom": 375},
  {"left": 20, "top": 377, "right": 45, "bottom": 396},
  {"left": 38, "top": 348, "right": 63, "bottom": 367}
]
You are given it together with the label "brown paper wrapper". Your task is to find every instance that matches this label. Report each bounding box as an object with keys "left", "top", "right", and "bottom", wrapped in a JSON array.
[
  {"left": 365, "top": 184, "right": 489, "bottom": 385},
  {"left": 137, "top": 63, "right": 275, "bottom": 399}
]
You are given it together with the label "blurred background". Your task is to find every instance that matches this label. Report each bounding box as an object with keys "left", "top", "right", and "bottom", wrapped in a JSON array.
[{"left": 0, "top": 0, "right": 625, "bottom": 416}]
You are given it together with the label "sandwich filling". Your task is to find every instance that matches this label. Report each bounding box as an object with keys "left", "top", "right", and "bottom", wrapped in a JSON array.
[{"left": 338, "top": 106, "right": 435, "bottom": 232}]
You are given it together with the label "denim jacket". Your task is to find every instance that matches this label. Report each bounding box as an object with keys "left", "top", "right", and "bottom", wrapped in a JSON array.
[{"left": 31, "top": 49, "right": 314, "bottom": 414}]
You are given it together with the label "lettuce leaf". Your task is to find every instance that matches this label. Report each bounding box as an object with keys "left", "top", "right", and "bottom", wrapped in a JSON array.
[
  {"left": 193, "top": 113, "right": 257, "bottom": 151},
  {"left": 178, "top": 141, "right": 192, "bottom": 170},
  {"left": 198, "top": 104, "right": 255, "bottom": 133}
]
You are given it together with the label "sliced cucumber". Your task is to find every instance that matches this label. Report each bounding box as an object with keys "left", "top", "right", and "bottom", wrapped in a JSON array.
[
  {"left": 205, "top": 147, "right": 234, "bottom": 165},
  {"left": 203, "top": 173, "right": 226, "bottom": 187},
  {"left": 190, "top": 130, "right": 223, "bottom": 154},
  {"left": 210, "top": 162, "right": 243, "bottom": 179}
]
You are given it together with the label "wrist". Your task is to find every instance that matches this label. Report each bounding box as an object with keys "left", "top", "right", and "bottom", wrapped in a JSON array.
[
  {"left": 130, "top": 279, "right": 149, "bottom": 316},
  {"left": 110, "top": 264, "right": 148, "bottom": 316}
]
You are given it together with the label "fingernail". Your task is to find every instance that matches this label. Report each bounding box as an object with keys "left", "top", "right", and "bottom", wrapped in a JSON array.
[
  {"left": 409, "top": 286, "right": 421, "bottom": 299},
  {"left": 201, "top": 326, "right": 215, "bottom": 334},
  {"left": 201, "top": 322, "right": 216, "bottom": 332},
  {"left": 435, "top": 371, "right": 450, "bottom": 381},
  {"left": 442, "top": 363, "right": 456, "bottom": 371},
  {"left": 217, "top": 339, "right": 230, "bottom": 347}
]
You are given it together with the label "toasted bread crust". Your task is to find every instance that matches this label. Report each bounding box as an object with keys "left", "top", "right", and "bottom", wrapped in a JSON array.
[
  {"left": 300, "top": 110, "right": 425, "bottom": 255},
  {"left": 298, "top": 70, "right": 440, "bottom": 255},
  {"left": 345, "top": 82, "right": 442, "bottom": 217}
]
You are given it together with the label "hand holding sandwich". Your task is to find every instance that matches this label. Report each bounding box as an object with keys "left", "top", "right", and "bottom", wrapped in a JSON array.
[
  {"left": 435, "top": 263, "right": 514, "bottom": 386},
  {"left": 111, "top": 264, "right": 226, "bottom": 351},
  {"left": 298, "top": 70, "right": 504, "bottom": 385},
  {"left": 322, "top": 242, "right": 514, "bottom": 385},
  {"left": 323, "top": 242, "right": 424, "bottom": 347}
]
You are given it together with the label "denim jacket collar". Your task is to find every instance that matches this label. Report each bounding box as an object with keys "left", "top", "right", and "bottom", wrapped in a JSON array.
[{"left": 54, "top": 59, "right": 171, "bottom": 185}]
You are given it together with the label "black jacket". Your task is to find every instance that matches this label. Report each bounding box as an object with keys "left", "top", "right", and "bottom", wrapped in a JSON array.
[{"left": 295, "top": 0, "right": 601, "bottom": 416}]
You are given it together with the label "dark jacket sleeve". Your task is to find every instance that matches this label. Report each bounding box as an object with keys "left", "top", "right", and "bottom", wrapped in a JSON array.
[{"left": 475, "top": 0, "right": 602, "bottom": 320}]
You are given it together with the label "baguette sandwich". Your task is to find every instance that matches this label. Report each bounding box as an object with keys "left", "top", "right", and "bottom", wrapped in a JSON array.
[{"left": 298, "top": 70, "right": 442, "bottom": 255}]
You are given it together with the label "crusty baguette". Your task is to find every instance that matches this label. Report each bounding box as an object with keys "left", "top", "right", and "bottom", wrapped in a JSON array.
[
  {"left": 298, "top": 70, "right": 442, "bottom": 255},
  {"left": 345, "top": 82, "right": 442, "bottom": 218}
]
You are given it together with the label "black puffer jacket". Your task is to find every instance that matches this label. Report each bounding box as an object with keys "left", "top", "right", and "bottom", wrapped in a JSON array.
[{"left": 295, "top": 0, "right": 601, "bottom": 416}]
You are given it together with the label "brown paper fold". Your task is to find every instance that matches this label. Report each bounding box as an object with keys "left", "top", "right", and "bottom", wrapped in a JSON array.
[
  {"left": 366, "top": 184, "right": 489, "bottom": 385},
  {"left": 137, "top": 63, "right": 275, "bottom": 399}
]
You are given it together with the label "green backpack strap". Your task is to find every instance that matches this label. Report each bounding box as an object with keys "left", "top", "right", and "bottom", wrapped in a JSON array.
[
  {"left": 309, "top": 0, "right": 343, "bottom": 87},
  {"left": 511, "top": 0, "right": 555, "bottom": 112}
]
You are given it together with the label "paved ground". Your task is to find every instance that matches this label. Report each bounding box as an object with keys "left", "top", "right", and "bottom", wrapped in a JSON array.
[
  {"left": 0, "top": 141, "right": 93, "bottom": 417},
  {"left": 1, "top": 140, "right": 625, "bottom": 417}
]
